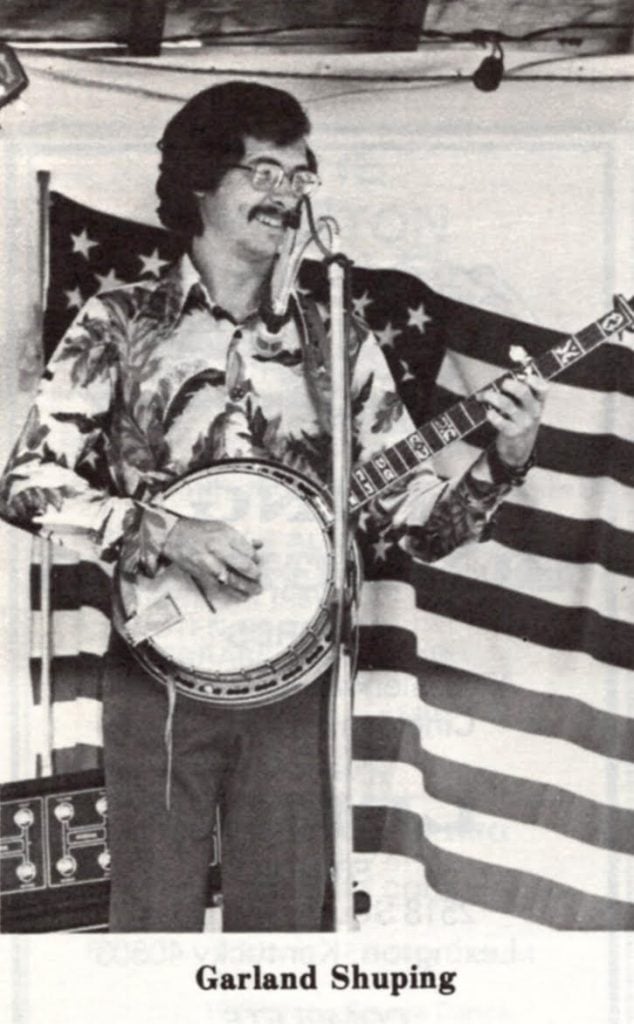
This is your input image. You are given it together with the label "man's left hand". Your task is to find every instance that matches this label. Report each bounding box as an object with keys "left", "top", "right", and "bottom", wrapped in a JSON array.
[{"left": 482, "top": 367, "right": 548, "bottom": 468}]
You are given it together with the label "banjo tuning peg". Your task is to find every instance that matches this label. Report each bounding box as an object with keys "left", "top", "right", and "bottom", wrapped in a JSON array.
[{"left": 613, "top": 294, "right": 634, "bottom": 334}]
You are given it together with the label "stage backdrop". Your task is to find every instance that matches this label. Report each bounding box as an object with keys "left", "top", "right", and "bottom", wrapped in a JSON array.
[{"left": 1, "top": 53, "right": 633, "bottom": 930}]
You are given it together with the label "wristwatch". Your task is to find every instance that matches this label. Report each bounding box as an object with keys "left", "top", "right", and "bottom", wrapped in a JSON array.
[{"left": 486, "top": 444, "right": 536, "bottom": 487}]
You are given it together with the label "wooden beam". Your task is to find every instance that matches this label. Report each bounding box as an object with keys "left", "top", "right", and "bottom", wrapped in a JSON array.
[
  {"left": 127, "top": 0, "right": 167, "bottom": 57},
  {"left": 384, "top": 0, "right": 429, "bottom": 51}
]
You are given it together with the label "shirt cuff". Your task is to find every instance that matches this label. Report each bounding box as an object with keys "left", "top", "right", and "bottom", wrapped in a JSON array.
[{"left": 118, "top": 504, "right": 180, "bottom": 579}]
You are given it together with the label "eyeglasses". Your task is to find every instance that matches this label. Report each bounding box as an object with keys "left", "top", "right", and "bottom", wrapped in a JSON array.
[{"left": 226, "top": 160, "right": 321, "bottom": 198}]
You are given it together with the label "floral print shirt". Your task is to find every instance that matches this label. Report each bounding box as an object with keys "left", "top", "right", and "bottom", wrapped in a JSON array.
[{"left": 0, "top": 256, "right": 509, "bottom": 575}]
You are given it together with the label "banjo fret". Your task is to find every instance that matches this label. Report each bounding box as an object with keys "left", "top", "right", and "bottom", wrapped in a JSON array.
[
  {"left": 363, "top": 461, "right": 388, "bottom": 491},
  {"left": 369, "top": 452, "right": 398, "bottom": 485}
]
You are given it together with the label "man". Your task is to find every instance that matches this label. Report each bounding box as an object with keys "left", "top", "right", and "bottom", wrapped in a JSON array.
[{"left": 0, "top": 81, "right": 546, "bottom": 932}]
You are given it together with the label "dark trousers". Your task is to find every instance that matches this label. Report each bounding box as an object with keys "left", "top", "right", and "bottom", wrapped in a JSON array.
[{"left": 102, "top": 634, "right": 332, "bottom": 932}]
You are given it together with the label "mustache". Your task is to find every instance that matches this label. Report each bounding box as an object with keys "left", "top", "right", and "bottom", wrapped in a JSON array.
[{"left": 248, "top": 204, "right": 300, "bottom": 228}]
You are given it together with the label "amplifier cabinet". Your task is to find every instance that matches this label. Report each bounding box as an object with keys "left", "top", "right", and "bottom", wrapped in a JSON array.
[{"left": 1, "top": 770, "right": 221, "bottom": 932}]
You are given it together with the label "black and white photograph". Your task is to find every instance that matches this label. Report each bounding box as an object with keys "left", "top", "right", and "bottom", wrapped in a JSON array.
[{"left": 0, "top": 2, "right": 633, "bottom": 1021}]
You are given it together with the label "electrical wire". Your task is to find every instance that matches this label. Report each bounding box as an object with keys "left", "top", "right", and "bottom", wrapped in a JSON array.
[
  {"left": 24, "top": 45, "right": 634, "bottom": 89},
  {"left": 304, "top": 78, "right": 471, "bottom": 106},
  {"left": 25, "top": 64, "right": 185, "bottom": 102},
  {"left": 417, "top": 21, "right": 632, "bottom": 45},
  {"left": 25, "top": 62, "right": 473, "bottom": 112},
  {"left": 505, "top": 50, "right": 628, "bottom": 77},
  {"left": 16, "top": 48, "right": 477, "bottom": 82},
  {"left": 25, "top": 58, "right": 634, "bottom": 110},
  {"left": 9, "top": 20, "right": 632, "bottom": 48}
]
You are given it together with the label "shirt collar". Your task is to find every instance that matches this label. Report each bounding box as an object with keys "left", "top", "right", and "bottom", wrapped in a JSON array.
[
  {"left": 164, "top": 253, "right": 270, "bottom": 327},
  {"left": 165, "top": 253, "right": 215, "bottom": 320}
]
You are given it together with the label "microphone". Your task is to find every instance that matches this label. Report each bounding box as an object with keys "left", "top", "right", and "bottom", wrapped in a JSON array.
[{"left": 260, "top": 206, "right": 303, "bottom": 335}]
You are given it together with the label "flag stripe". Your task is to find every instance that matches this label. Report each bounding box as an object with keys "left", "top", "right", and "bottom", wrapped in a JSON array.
[
  {"left": 361, "top": 565, "right": 634, "bottom": 675},
  {"left": 495, "top": 505, "right": 634, "bottom": 579},
  {"left": 359, "top": 585, "right": 633, "bottom": 714},
  {"left": 354, "top": 807, "right": 634, "bottom": 930},
  {"left": 438, "top": 541, "right": 631, "bottom": 624},
  {"left": 416, "top": 664, "right": 634, "bottom": 764},
  {"left": 354, "top": 717, "right": 634, "bottom": 854},
  {"left": 355, "top": 663, "right": 634, "bottom": 765},
  {"left": 30, "top": 562, "right": 112, "bottom": 613},
  {"left": 404, "top": 564, "right": 634, "bottom": 670},
  {"left": 31, "top": 608, "right": 110, "bottom": 658},
  {"left": 354, "top": 673, "right": 634, "bottom": 807},
  {"left": 43, "top": 745, "right": 103, "bottom": 775},
  {"left": 353, "top": 761, "right": 634, "bottom": 903},
  {"left": 32, "top": 697, "right": 103, "bottom": 749},
  {"left": 31, "top": 654, "right": 105, "bottom": 705}
]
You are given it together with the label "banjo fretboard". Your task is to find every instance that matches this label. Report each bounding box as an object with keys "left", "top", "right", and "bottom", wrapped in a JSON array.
[{"left": 349, "top": 297, "right": 634, "bottom": 511}]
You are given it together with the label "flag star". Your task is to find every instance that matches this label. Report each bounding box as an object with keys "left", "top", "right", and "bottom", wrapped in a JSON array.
[
  {"left": 82, "top": 449, "right": 99, "bottom": 468},
  {"left": 95, "top": 268, "right": 124, "bottom": 292},
  {"left": 406, "top": 303, "right": 432, "bottom": 333},
  {"left": 372, "top": 536, "right": 393, "bottom": 563},
  {"left": 399, "top": 359, "right": 415, "bottom": 382},
  {"left": 352, "top": 290, "right": 372, "bottom": 319},
  {"left": 139, "top": 248, "right": 169, "bottom": 277},
  {"left": 357, "top": 510, "right": 372, "bottom": 533},
  {"left": 65, "top": 287, "right": 83, "bottom": 311},
  {"left": 71, "top": 228, "right": 99, "bottom": 260},
  {"left": 375, "top": 321, "right": 401, "bottom": 349}
]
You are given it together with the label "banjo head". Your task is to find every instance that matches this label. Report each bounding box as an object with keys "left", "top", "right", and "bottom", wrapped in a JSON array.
[{"left": 116, "top": 461, "right": 344, "bottom": 707}]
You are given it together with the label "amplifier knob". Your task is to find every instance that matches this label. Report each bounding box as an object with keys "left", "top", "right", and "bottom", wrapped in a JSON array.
[
  {"left": 13, "top": 807, "right": 34, "bottom": 828},
  {"left": 56, "top": 855, "right": 77, "bottom": 877},
  {"left": 95, "top": 795, "right": 108, "bottom": 816},
  {"left": 98, "top": 850, "right": 111, "bottom": 870},
  {"left": 16, "top": 861, "right": 37, "bottom": 883},
  {"left": 54, "top": 801, "right": 75, "bottom": 822}
]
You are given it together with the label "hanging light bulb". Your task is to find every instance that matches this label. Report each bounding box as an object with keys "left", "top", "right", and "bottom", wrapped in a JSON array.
[{"left": 473, "top": 42, "right": 505, "bottom": 92}]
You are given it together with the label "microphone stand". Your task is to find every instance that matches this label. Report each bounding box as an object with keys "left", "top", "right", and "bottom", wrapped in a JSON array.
[
  {"left": 327, "top": 244, "right": 356, "bottom": 933},
  {"left": 302, "top": 199, "right": 357, "bottom": 932},
  {"left": 266, "top": 200, "right": 358, "bottom": 931}
]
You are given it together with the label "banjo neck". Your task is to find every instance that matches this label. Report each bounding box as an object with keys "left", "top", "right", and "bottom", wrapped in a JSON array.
[{"left": 348, "top": 295, "right": 634, "bottom": 513}]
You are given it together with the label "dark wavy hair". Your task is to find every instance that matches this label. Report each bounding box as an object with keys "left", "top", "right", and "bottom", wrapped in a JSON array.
[{"left": 156, "top": 80, "right": 316, "bottom": 239}]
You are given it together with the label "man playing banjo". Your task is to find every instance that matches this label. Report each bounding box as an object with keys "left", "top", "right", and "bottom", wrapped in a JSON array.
[{"left": 0, "top": 81, "right": 546, "bottom": 931}]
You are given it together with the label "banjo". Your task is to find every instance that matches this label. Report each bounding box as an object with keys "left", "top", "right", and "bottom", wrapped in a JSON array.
[{"left": 114, "top": 295, "right": 634, "bottom": 708}]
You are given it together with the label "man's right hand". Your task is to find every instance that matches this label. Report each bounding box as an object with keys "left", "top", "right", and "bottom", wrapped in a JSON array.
[{"left": 163, "top": 518, "right": 262, "bottom": 604}]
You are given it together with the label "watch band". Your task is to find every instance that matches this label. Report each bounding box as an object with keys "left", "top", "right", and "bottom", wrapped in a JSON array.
[{"left": 486, "top": 444, "right": 535, "bottom": 487}]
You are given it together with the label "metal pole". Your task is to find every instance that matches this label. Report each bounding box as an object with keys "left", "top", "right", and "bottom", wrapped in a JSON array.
[
  {"left": 36, "top": 169, "right": 53, "bottom": 776},
  {"left": 327, "top": 247, "right": 355, "bottom": 932}
]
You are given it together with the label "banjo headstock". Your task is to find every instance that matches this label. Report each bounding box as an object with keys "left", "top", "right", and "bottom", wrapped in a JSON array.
[{"left": 608, "top": 294, "right": 634, "bottom": 344}]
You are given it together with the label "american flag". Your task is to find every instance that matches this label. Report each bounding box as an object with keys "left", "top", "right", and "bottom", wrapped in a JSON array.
[{"left": 31, "top": 191, "right": 634, "bottom": 929}]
